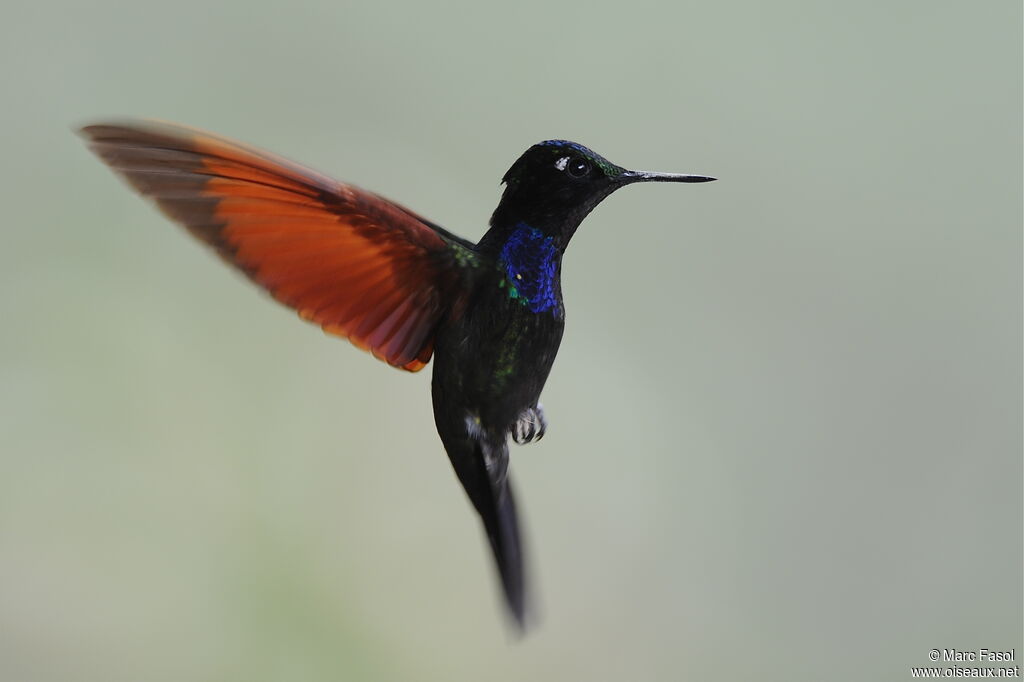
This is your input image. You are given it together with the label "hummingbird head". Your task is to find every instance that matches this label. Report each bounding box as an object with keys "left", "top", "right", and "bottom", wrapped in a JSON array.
[{"left": 489, "top": 140, "right": 715, "bottom": 251}]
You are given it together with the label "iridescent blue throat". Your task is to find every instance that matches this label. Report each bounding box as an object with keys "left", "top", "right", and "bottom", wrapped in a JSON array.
[{"left": 499, "top": 223, "right": 560, "bottom": 314}]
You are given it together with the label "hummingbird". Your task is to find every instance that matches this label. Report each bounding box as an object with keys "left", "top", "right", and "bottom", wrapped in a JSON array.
[{"left": 79, "top": 121, "right": 715, "bottom": 629}]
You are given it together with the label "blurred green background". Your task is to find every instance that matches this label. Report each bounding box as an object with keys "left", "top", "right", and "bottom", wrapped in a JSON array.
[{"left": 1, "top": 1, "right": 1020, "bottom": 680}]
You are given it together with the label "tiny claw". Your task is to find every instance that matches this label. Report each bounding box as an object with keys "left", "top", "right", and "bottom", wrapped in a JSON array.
[{"left": 512, "top": 404, "right": 547, "bottom": 445}]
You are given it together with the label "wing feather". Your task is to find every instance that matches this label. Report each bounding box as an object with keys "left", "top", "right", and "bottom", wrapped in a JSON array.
[{"left": 81, "top": 120, "right": 475, "bottom": 371}]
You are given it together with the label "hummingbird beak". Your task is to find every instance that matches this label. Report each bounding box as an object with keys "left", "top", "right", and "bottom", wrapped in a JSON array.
[{"left": 617, "top": 170, "right": 717, "bottom": 185}]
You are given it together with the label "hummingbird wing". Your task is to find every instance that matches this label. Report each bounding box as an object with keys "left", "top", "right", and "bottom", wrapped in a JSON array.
[{"left": 80, "top": 120, "right": 476, "bottom": 372}]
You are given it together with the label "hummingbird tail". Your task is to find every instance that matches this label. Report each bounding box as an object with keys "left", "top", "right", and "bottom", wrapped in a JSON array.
[
  {"left": 485, "top": 469, "right": 527, "bottom": 629},
  {"left": 442, "top": 434, "right": 528, "bottom": 630}
]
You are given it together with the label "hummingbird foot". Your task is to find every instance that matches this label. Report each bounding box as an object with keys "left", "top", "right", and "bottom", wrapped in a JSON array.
[{"left": 512, "top": 404, "right": 547, "bottom": 445}]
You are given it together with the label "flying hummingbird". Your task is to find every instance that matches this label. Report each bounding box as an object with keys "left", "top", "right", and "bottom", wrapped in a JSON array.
[{"left": 79, "top": 121, "right": 715, "bottom": 629}]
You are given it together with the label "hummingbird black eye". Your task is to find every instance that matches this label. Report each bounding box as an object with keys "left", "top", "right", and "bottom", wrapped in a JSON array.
[{"left": 566, "top": 157, "right": 590, "bottom": 178}]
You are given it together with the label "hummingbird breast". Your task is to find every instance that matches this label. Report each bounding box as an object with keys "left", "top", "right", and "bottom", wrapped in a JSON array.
[
  {"left": 433, "top": 258, "right": 565, "bottom": 436},
  {"left": 496, "top": 223, "right": 562, "bottom": 315}
]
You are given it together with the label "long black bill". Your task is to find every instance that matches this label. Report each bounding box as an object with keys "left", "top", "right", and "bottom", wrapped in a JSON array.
[{"left": 618, "top": 169, "right": 717, "bottom": 185}]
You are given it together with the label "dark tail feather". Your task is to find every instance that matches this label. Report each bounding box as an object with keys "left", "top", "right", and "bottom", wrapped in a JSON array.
[
  {"left": 444, "top": 436, "right": 528, "bottom": 629},
  {"left": 485, "top": 476, "right": 527, "bottom": 629}
]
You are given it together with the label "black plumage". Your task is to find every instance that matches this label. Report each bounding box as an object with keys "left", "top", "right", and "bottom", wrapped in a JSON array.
[{"left": 80, "top": 122, "right": 714, "bottom": 629}]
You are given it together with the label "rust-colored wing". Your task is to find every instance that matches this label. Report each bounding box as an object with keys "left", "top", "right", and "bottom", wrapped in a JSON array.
[{"left": 81, "top": 120, "right": 478, "bottom": 371}]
